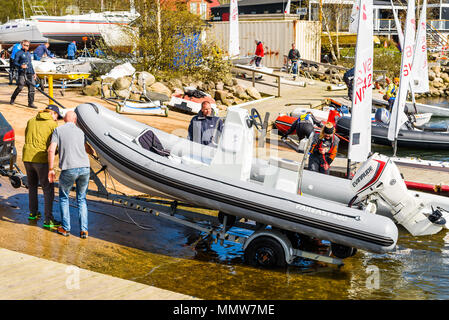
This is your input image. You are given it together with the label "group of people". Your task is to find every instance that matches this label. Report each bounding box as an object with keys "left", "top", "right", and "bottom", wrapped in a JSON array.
[
  {"left": 23, "top": 104, "right": 93, "bottom": 238},
  {"left": 8, "top": 40, "right": 79, "bottom": 108}
]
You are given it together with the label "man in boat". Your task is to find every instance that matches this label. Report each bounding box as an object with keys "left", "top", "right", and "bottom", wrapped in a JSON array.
[
  {"left": 385, "top": 77, "right": 399, "bottom": 112},
  {"left": 67, "top": 41, "right": 77, "bottom": 60},
  {"left": 281, "top": 112, "right": 322, "bottom": 143},
  {"left": 48, "top": 111, "right": 94, "bottom": 239},
  {"left": 343, "top": 67, "right": 355, "bottom": 100},
  {"left": 33, "top": 42, "right": 55, "bottom": 61},
  {"left": 307, "top": 122, "right": 340, "bottom": 175},
  {"left": 287, "top": 43, "right": 301, "bottom": 80},
  {"left": 253, "top": 39, "right": 264, "bottom": 67},
  {"left": 188, "top": 101, "right": 224, "bottom": 147},
  {"left": 9, "top": 40, "right": 38, "bottom": 109},
  {"left": 22, "top": 105, "right": 62, "bottom": 228},
  {"left": 8, "top": 42, "right": 22, "bottom": 85}
]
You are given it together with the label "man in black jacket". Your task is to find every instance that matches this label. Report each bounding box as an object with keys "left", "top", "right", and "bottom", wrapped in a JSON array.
[
  {"left": 188, "top": 101, "right": 223, "bottom": 146},
  {"left": 10, "top": 40, "right": 37, "bottom": 109},
  {"left": 287, "top": 43, "right": 301, "bottom": 80}
]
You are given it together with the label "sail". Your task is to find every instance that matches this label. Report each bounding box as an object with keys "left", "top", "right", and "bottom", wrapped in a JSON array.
[
  {"left": 411, "top": 0, "right": 430, "bottom": 93},
  {"left": 391, "top": 0, "right": 404, "bottom": 49},
  {"left": 284, "top": 0, "right": 292, "bottom": 14},
  {"left": 388, "top": 0, "right": 416, "bottom": 141},
  {"left": 349, "top": 0, "right": 360, "bottom": 33},
  {"left": 229, "top": 0, "right": 240, "bottom": 57},
  {"left": 348, "top": 0, "right": 373, "bottom": 162}
]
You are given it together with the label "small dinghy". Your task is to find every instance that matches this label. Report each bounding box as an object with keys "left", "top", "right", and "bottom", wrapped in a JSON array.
[
  {"left": 168, "top": 88, "right": 218, "bottom": 115},
  {"left": 336, "top": 115, "right": 449, "bottom": 150},
  {"left": 75, "top": 103, "right": 398, "bottom": 255}
]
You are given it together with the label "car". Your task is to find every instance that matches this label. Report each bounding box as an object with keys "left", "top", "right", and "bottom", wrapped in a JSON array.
[{"left": 0, "top": 111, "right": 22, "bottom": 188}]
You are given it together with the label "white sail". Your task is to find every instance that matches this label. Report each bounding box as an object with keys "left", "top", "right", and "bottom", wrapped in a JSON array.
[
  {"left": 411, "top": 0, "right": 430, "bottom": 93},
  {"left": 349, "top": 0, "right": 360, "bottom": 33},
  {"left": 229, "top": 0, "right": 240, "bottom": 57},
  {"left": 388, "top": 0, "right": 416, "bottom": 141},
  {"left": 348, "top": 0, "right": 373, "bottom": 162},
  {"left": 391, "top": 0, "right": 404, "bottom": 49},
  {"left": 284, "top": 0, "right": 292, "bottom": 14}
]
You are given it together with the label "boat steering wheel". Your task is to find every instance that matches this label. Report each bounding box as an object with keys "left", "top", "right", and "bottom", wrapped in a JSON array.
[{"left": 250, "top": 108, "right": 264, "bottom": 131}]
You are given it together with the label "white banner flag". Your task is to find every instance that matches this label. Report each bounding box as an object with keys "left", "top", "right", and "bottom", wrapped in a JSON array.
[
  {"left": 411, "top": 0, "right": 430, "bottom": 93},
  {"left": 229, "top": 0, "right": 240, "bottom": 57},
  {"left": 349, "top": 0, "right": 360, "bottom": 33},
  {"left": 348, "top": 0, "right": 373, "bottom": 162}
]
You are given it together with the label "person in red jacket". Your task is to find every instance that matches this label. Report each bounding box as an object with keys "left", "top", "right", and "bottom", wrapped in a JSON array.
[
  {"left": 254, "top": 39, "right": 264, "bottom": 67},
  {"left": 307, "top": 122, "right": 340, "bottom": 175}
]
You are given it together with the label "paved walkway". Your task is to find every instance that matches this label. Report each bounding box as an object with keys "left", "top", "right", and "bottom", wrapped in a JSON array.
[{"left": 0, "top": 248, "right": 196, "bottom": 300}]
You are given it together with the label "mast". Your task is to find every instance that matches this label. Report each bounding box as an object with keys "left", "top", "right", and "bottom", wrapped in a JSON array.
[{"left": 22, "top": 0, "right": 26, "bottom": 19}]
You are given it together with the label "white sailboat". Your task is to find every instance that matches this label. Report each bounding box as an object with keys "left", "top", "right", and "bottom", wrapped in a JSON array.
[{"left": 388, "top": 0, "right": 416, "bottom": 144}]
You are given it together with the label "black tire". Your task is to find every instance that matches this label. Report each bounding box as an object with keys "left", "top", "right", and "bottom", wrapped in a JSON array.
[
  {"left": 244, "top": 236, "right": 286, "bottom": 268},
  {"left": 331, "top": 242, "right": 357, "bottom": 259},
  {"left": 9, "top": 175, "right": 22, "bottom": 189}
]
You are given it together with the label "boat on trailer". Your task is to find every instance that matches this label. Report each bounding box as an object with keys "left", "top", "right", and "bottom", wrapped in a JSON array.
[{"left": 75, "top": 103, "right": 399, "bottom": 259}]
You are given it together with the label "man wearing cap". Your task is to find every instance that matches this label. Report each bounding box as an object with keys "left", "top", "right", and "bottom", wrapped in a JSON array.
[
  {"left": 22, "top": 105, "right": 63, "bottom": 228},
  {"left": 10, "top": 40, "right": 38, "bottom": 109},
  {"left": 308, "top": 122, "right": 340, "bottom": 175},
  {"left": 67, "top": 41, "right": 77, "bottom": 60},
  {"left": 48, "top": 111, "right": 94, "bottom": 239}
]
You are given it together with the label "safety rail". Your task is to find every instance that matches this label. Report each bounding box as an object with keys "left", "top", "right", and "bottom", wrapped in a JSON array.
[{"left": 231, "top": 64, "right": 282, "bottom": 97}]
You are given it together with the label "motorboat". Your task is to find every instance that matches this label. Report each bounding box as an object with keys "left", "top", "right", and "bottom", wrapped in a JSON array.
[{"left": 75, "top": 102, "right": 399, "bottom": 255}]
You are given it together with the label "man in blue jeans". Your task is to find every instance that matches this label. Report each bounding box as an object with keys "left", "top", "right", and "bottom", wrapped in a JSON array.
[{"left": 48, "top": 111, "right": 94, "bottom": 238}]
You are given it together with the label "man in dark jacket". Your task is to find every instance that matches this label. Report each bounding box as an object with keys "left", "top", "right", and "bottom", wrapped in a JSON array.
[
  {"left": 343, "top": 67, "right": 355, "bottom": 101},
  {"left": 188, "top": 101, "right": 223, "bottom": 146},
  {"left": 287, "top": 43, "right": 301, "bottom": 80},
  {"left": 33, "top": 42, "right": 54, "bottom": 61},
  {"left": 281, "top": 112, "right": 322, "bottom": 143},
  {"left": 308, "top": 122, "right": 340, "bottom": 175},
  {"left": 10, "top": 40, "right": 37, "bottom": 108}
]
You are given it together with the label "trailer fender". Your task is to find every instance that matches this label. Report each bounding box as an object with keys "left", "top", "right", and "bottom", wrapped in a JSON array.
[{"left": 243, "top": 229, "right": 295, "bottom": 264}]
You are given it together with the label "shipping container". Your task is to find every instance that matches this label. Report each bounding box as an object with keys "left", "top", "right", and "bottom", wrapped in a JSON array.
[{"left": 208, "top": 19, "right": 321, "bottom": 68}]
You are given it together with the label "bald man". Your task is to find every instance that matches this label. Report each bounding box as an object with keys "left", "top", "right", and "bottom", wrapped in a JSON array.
[{"left": 48, "top": 111, "right": 94, "bottom": 239}]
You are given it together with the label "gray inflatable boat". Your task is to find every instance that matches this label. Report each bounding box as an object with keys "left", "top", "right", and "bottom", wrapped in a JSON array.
[{"left": 75, "top": 103, "right": 398, "bottom": 254}]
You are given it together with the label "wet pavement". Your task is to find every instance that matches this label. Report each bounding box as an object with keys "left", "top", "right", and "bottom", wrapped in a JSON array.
[{"left": 2, "top": 176, "right": 449, "bottom": 300}]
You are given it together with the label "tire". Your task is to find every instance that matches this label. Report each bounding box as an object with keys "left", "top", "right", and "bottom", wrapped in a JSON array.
[
  {"left": 331, "top": 243, "right": 357, "bottom": 259},
  {"left": 244, "top": 236, "right": 286, "bottom": 268}
]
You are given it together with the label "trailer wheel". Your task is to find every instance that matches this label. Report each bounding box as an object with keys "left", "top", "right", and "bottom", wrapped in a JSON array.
[
  {"left": 331, "top": 243, "right": 357, "bottom": 259},
  {"left": 9, "top": 175, "right": 21, "bottom": 189},
  {"left": 244, "top": 236, "right": 286, "bottom": 268}
]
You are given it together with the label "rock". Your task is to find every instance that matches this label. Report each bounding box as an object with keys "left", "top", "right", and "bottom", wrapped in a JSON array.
[
  {"left": 130, "top": 93, "right": 141, "bottom": 101},
  {"left": 430, "top": 88, "right": 440, "bottom": 96},
  {"left": 432, "top": 65, "right": 441, "bottom": 74},
  {"left": 113, "top": 77, "right": 132, "bottom": 91},
  {"left": 217, "top": 104, "right": 227, "bottom": 111},
  {"left": 172, "top": 87, "right": 184, "bottom": 96},
  {"left": 432, "top": 80, "right": 443, "bottom": 88},
  {"left": 102, "top": 77, "right": 116, "bottom": 85},
  {"left": 319, "top": 75, "right": 328, "bottom": 82},
  {"left": 115, "top": 89, "right": 130, "bottom": 99},
  {"left": 215, "top": 81, "right": 224, "bottom": 91},
  {"left": 222, "top": 98, "right": 233, "bottom": 106},
  {"left": 232, "top": 78, "right": 238, "bottom": 86},
  {"left": 82, "top": 85, "right": 100, "bottom": 96},
  {"left": 215, "top": 90, "right": 229, "bottom": 103},
  {"left": 102, "top": 85, "right": 111, "bottom": 98},
  {"left": 246, "top": 87, "right": 262, "bottom": 100},
  {"left": 233, "top": 97, "right": 244, "bottom": 105},
  {"left": 137, "top": 72, "right": 156, "bottom": 87},
  {"left": 224, "top": 85, "right": 235, "bottom": 93},
  {"left": 235, "top": 86, "right": 251, "bottom": 100},
  {"left": 441, "top": 74, "right": 449, "bottom": 83},
  {"left": 148, "top": 82, "right": 172, "bottom": 97},
  {"left": 428, "top": 71, "right": 436, "bottom": 81},
  {"left": 223, "top": 74, "right": 234, "bottom": 87},
  {"left": 146, "top": 91, "right": 170, "bottom": 102}
]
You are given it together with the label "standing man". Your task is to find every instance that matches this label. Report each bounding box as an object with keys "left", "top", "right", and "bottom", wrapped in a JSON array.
[
  {"left": 188, "top": 101, "right": 223, "bottom": 146},
  {"left": 33, "top": 42, "right": 55, "bottom": 61},
  {"left": 386, "top": 77, "right": 399, "bottom": 112},
  {"left": 254, "top": 39, "right": 264, "bottom": 67},
  {"left": 48, "top": 111, "right": 93, "bottom": 239},
  {"left": 10, "top": 40, "right": 37, "bottom": 109},
  {"left": 9, "top": 42, "right": 22, "bottom": 85},
  {"left": 288, "top": 43, "right": 301, "bottom": 80},
  {"left": 67, "top": 41, "right": 77, "bottom": 60},
  {"left": 343, "top": 67, "right": 355, "bottom": 101},
  {"left": 23, "top": 105, "right": 63, "bottom": 228},
  {"left": 307, "top": 122, "right": 340, "bottom": 175}
]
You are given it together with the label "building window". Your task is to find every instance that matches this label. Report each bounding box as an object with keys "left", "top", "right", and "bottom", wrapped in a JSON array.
[
  {"left": 200, "top": 2, "right": 208, "bottom": 19},
  {"left": 190, "top": 2, "right": 198, "bottom": 15}
]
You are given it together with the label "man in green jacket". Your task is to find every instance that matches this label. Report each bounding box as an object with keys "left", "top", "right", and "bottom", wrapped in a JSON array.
[{"left": 23, "top": 105, "right": 62, "bottom": 228}]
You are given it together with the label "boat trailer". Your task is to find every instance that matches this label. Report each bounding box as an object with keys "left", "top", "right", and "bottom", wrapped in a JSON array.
[{"left": 84, "top": 164, "right": 345, "bottom": 268}]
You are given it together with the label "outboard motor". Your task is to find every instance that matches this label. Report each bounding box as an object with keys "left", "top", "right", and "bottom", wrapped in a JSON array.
[
  {"left": 374, "top": 108, "right": 390, "bottom": 125},
  {"left": 349, "top": 153, "right": 449, "bottom": 236}
]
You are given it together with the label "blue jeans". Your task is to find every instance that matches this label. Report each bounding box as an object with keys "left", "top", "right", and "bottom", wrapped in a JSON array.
[
  {"left": 291, "top": 60, "right": 298, "bottom": 75},
  {"left": 59, "top": 167, "right": 90, "bottom": 232}
]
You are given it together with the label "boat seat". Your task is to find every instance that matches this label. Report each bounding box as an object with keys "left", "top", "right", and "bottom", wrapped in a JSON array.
[{"left": 263, "top": 157, "right": 300, "bottom": 194}]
